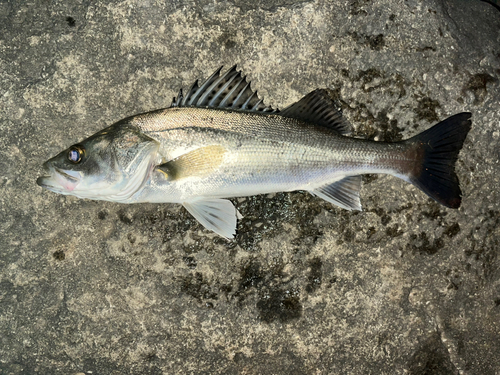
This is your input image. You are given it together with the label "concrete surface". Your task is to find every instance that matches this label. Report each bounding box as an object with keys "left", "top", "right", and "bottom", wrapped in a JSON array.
[{"left": 1, "top": 0, "right": 499, "bottom": 374}]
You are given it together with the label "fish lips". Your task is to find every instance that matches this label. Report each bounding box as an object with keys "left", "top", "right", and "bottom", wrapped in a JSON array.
[{"left": 37, "top": 166, "right": 81, "bottom": 193}]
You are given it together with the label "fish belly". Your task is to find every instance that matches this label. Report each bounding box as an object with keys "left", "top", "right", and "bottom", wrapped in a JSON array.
[{"left": 132, "top": 132, "right": 410, "bottom": 203}]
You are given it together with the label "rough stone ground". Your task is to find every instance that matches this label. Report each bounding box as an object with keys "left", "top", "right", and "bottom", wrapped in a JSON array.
[{"left": 0, "top": 0, "right": 499, "bottom": 374}]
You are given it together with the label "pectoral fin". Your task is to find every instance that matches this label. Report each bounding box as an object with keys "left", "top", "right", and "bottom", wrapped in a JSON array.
[
  {"left": 311, "top": 175, "right": 363, "bottom": 211},
  {"left": 156, "top": 145, "right": 226, "bottom": 180},
  {"left": 183, "top": 198, "right": 242, "bottom": 239}
]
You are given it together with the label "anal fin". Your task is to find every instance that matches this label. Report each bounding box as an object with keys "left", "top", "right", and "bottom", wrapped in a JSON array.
[
  {"left": 311, "top": 175, "right": 363, "bottom": 211},
  {"left": 183, "top": 198, "right": 242, "bottom": 239}
]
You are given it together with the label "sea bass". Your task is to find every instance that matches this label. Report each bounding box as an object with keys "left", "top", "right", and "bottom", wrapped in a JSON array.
[{"left": 37, "top": 66, "right": 472, "bottom": 238}]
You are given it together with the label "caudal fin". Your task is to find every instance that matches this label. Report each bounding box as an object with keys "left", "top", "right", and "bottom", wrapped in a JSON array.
[{"left": 406, "top": 112, "right": 472, "bottom": 208}]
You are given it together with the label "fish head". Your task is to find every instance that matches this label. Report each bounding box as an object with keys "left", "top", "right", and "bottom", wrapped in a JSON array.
[{"left": 37, "top": 122, "right": 159, "bottom": 201}]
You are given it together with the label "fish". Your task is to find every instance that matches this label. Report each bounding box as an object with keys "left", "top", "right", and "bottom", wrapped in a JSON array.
[{"left": 37, "top": 65, "right": 472, "bottom": 239}]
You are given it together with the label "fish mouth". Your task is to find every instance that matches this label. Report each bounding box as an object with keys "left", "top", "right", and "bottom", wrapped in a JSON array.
[
  {"left": 36, "top": 175, "right": 52, "bottom": 187},
  {"left": 37, "top": 167, "right": 81, "bottom": 192},
  {"left": 54, "top": 168, "right": 79, "bottom": 183}
]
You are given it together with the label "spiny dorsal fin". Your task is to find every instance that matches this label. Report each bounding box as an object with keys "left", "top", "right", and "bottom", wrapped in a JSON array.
[
  {"left": 171, "top": 66, "right": 277, "bottom": 113},
  {"left": 280, "top": 89, "right": 351, "bottom": 135}
]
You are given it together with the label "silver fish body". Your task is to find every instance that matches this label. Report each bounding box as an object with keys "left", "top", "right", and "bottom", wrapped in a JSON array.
[
  {"left": 130, "top": 107, "right": 410, "bottom": 203},
  {"left": 37, "top": 66, "right": 472, "bottom": 238}
]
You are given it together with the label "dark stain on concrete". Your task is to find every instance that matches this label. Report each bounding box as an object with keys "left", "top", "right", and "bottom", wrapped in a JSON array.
[
  {"left": 462, "top": 73, "right": 497, "bottom": 105},
  {"left": 306, "top": 257, "right": 322, "bottom": 293},
  {"left": 414, "top": 97, "right": 441, "bottom": 123},
  {"left": 407, "top": 332, "right": 458, "bottom": 375}
]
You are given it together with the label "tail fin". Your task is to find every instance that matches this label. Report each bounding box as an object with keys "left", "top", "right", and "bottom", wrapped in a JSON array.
[{"left": 406, "top": 112, "right": 472, "bottom": 208}]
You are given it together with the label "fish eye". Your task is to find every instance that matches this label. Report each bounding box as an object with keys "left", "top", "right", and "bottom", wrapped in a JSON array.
[{"left": 68, "top": 145, "right": 85, "bottom": 163}]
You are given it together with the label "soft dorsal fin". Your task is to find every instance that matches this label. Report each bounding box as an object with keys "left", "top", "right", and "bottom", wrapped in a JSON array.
[
  {"left": 171, "top": 65, "right": 276, "bottom": 113},
  {"left": 156, "top": 145, "right": 226, "bottom": 180},
  {"left": 280, "top": 89, "right": 351, "bottom": 135}
]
